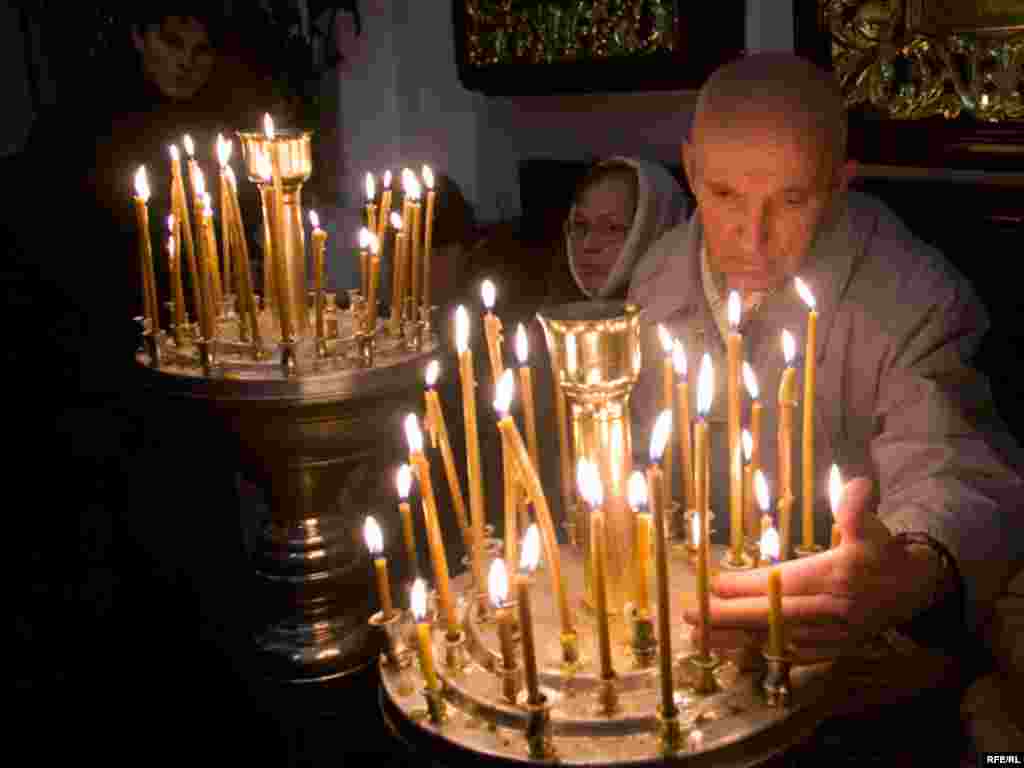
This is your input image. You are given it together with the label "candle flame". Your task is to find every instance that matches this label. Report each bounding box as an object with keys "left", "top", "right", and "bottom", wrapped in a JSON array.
[
  {"left": 358, "top": 226, "right": 372, "bottom": 249},
  {"left": 481, "top": 279, "right": 496, "bottom": 310},
  {"left": 691, "top": 511, "right": 701, "bottom": 547},
  {"left": 134, "top": 166, "right": 150, "bottom": 201},
  {"left": 697, "top": 353, "right": 714, "bottom": 417},
  {"left": 310, "top": 210, "right": 320, "bottom": 230},
  {"left": 363, "top": 516, "right": 384, "bottom": 555},
  {"left": 755, "top": 468, "right": 771, "bottom": 512},
  {"left": 576, "top": 458, "right": 604, "bottom": 510},
  {"left": 391, "top": 211, "right": 403, "bottom": 231},
  {"left": 365, "top": 172, "right": 375, "bottom": 201},
  {"left": 425, "top": 359, "right": 440, "bottom": 388},
  {"left": 794, "top": 276, "right": 816, "bottom": 310},
  {"left": 169, "top": 144, "right": 180, "bottom": 162},
  {"left": 759, "top": 524, "right": 780, "bottom": 562},
  {"left": 728, "top": 290, "right": 741, "bottom": 329},
  {"left": 183, "top": 134, "right": 195, "bottom": 157},
  {"left": 216, "top": 134, "right": 232, "bottom": 167},
  {"left": 404, "top": 413, "right": 423, "bottom": 454},
  {"left": 627, "top": 470, "right": 648, "bottom": 511},
  {"left": 263, "top": 113, "right": 275, "bottom": 140},
  {"left": 672, "top": 339, "right": 687, "bottom": 378},
  {"left": 743, "top": 428, "right": 754, "bottom": 463},
  {"left": 403, "top": 168, "right": 421, "bottom": 200},
  {"left": 782, "top": 330, "right": 796, "bottom": 365},
  {"left": 423, "top": 165, "right": 434, "bottom": 189},
  {"left": 383, "top": 169, "right": 393, "bottom": 188},
  {"left": 455, "top": 305, "right": 470, "bottom": 354},
  {"left": 167, "top": 214, "right": 175, "bottom": 232},
  {"left": 649, "top": 409, "right": 672, "bottom": 463},
  {"left": 202, "top": 192, "right": 213, "bottom": 218},
  {"left": 494, "top": 369, "right": 515, "bottom": 416},
  {"left": 657, "top": 324, "right": 673, "bottom": 355},
  {"left": 515, "top": 323, "right": 528, "bottom": 364},
  {"left": 411, "top": 577, "right": 428, "bottom": 621},
  {"left": 829, "top": 464, "right": 844, "bottom": 518},
  {"left": 520, "top": 524, "right": 541, "bottom": 573},
  {"left": 193, "top": 166, "right": 206, "bottom": 198},
  {"left": 255, "top": 149, "right": 272, "bottom": 182},
  {"left": 488, "top": 558, "right": 509, "bottom": 608},
  {"left": 742, "top": 361, "right": 759, "bottom": 400},
  {"left": 225, "top": 165, "right": 237, "bottom": 189},
  {"left": 396, "top": 464, "right": 413, "bottom": 499},
  {"left": 368, "top": 232, "right": 380, "bottom": 255}
]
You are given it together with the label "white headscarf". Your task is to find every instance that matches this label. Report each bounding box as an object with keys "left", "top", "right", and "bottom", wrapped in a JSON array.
[{"left": 567, "top": 156, "right": 689, "bottom": 299}]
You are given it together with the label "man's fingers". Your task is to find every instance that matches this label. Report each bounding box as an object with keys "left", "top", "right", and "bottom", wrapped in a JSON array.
[
  {"left": 684, "top": 593, "right": 849, "bottom": 629},
  {"left": 834, "top": 476, "right": 874, "bottom": 542},
  {"left": 712, "top": 552, "right": 839, "bottom": 599}
]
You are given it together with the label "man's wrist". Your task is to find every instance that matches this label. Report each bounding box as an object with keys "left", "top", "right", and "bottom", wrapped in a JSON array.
[{"left": 892, "top": 532, "right": 965, "bottom": 646}]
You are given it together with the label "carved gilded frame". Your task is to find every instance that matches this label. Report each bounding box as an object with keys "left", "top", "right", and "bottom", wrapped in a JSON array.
[{"left": 796, "top": 0, "right": 1024, "bottom": 169}]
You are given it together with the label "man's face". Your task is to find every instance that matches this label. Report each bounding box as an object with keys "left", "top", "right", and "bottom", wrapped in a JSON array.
[
  {"left": 133, "top": 16, "right": 215, "bottom": 101},
  {"left": 568, "top": 175, "right": 636, "bottom": 294},
  {"left": 683, "top": 121, "right": 849, "bottom": 295}
]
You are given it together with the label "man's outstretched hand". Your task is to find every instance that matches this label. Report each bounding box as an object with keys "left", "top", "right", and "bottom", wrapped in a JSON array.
[{"left": 683, "top": 478, "right": 944, "bottom": 660}]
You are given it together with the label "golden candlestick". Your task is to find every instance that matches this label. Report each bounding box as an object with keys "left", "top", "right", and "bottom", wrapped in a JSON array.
[{"left": 537, "top": 301, "right": 642, "bottom": 615}]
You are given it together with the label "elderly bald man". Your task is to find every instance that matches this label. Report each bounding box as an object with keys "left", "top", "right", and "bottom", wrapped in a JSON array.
[{"left": 628, "top": 53, "right": 1023, "bottom": 663}]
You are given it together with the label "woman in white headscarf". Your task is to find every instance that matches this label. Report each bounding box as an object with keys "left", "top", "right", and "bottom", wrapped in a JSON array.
[{"left": 548, "top": 156, "right": 689, "bottom": 302}]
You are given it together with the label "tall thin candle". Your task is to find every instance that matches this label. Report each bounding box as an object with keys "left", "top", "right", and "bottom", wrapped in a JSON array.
[
  {"left": 216, "top": 135, "right": 233, "bottom": 296},
  {"left": 481, "top": 279, "right": 504, "bottom": 382},
  {"left": 455, "top": 306, "right": 486, "bottom": 585},
  {"left": 695, "top": 353, "right": 714, "bottom": 659},
  {"left": 517, "top": 525, "right": 543, "bottom": 705},
  {"left": 579, "top": 459, "right": 613, "bottom": 680},
  {"left": 657, "top": 325, "right": 676, "bottom": 508},
  {"left": 365, "top": 172, "right": 378, "bottom": 236},
  {"left": 364, "top": 516, "right": 394, "bottom": 619},
  {"left": 169, "top": 145, "right": 201, "bottom": 328},
  {"left": 515, "top": 324, "right": 540, "bottom": 468},
  {"left": 778, "top": 331, "right": 797, "bottom": 560},
  {"left": 673, "top": 340, "right": 695, "bottom": 513},
  {"left": 727, "top": 291, "right": 744, "bottom": 563},
  {"left": 132, "top": 167, "right": 160, "bottom": 334},
  {"left": 629, "top": 472, "right": 651, "bottom": 616},
  {"left": 396, "top": 464, "right": 419, "bottom": 577},
  {"left": 795, "top": 277, "right": 818, "bottom": 551},
  {"left": 422, "top": 166, "right": 436, "bottom": 318},
  {"left": 224, "top": 166, "right": 261, "bottom": 351},
  {"left": 411, "top": 578, "right": 440, "bottom": 690}
]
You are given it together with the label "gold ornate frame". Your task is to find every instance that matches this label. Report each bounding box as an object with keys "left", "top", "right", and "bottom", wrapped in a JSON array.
[{"left": 796, "top": 0, "right": 1024, "bottom": 168}]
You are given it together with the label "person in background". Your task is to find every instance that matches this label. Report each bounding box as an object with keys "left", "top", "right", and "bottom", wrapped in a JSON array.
[{"left": 546, "top": 156, "right": 688, "bottom": 304}]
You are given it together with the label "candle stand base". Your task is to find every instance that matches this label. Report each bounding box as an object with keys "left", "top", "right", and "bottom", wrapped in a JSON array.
[
  {"left": 195, "top": 338, "right": 216, "bottom": 375},
  {"left": 685, "top": 652, "right": 722, "bottom": 696},
  {"left": 794, "top": 543, "right": 825, "bottom": 558},
  {"left": 525, "top": 695, "right": 557, "bottom": 760},
  {"left": 144, "top": 331, "right": 164, "bottom": 369},
  {"left": 656, "top": 705, "right": 685, "bottom": 754},
  {"left": 444, "top": 630, "right": 471, "bottom": 673},
  {"left": 369, "top": 610, "right": 410, "bottom": 670},
  {"left": 560, "top": 630, "right": 581, "bottom": 672},
  {"left": 499, "top": 662, "right": 521, "bottom": 704},
  {"left": 595, "top": 676, "right": 620, "bottom": 717},
  {"left": 760, "top": 654, "right": 792, "bottom": 708},
  {"left": 719, "top": 550, "right": 756, "bottom": 571},
  {"left": 421, "top": 686, "right": 448, "bottom": 725}
]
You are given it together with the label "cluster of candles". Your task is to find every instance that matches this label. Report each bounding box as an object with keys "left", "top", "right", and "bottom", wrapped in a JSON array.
[
  {"left": 132, "top": 115, "right": 339, "bottom": 351},
  {"left": 359, "top": 277, "right": 850, "bottom": 717},
  {"left": 360, "top": 167, "right": 438, "bottom": 334}
]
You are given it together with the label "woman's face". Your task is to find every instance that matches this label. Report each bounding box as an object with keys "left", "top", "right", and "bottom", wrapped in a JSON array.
[
  {"left": 568, "top": 175, "right": 636, "bottom": 294},
  {"left": 133, "top": 16, "right": 215, "bottom": 101}
]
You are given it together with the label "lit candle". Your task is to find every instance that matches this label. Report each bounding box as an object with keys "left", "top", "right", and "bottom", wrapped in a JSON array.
[
  {"left": 424, "top": 361, "right": 477, "bottom": 582},
  {"left": 405, "top": 414, "right": 459, "bottom": 637},
  {"left": 755, "top": 471, "right": 784, "bottom": 658},
  {"left": 553, "top": 357, "right": 574, "bottom": 524},
  {"left": 166, "top": 218, "right": 185, "bottom": 346},
  {"left": 216, "top": 135, "right": 233, "bottom": 297},
  {"left": 190, "top": 149, "right": 222, "bottom": 311},
  {"left": 408, "top": 174, "right": 423, "bottom": 314},
  {"left": 742, "top": 428, "right": 755, "bottom": 548},
  {"left": 743, "top": 363, "right": 762, "bottom": 543},
  {"left": 501, "top": 408, "right": 521, "bottom": 572},
  {"left": 579, "top": 459, "right": 614, "bottom": 680},
  {"left": 223, "top": 166, "right": 261, "bottom": 351},
  {"left": 358, "top": 226, "right": 371, "bottom": 300},
  {"left": 455, "top": 306, "right": 487, "bottom": 584},
  {"left": 194, "top": 190, "right": 215, "bottom": 340},
  {"left": 364, "top": 516, "right": 395, "bottom": 619},
  {"left": 673, "top": 339, "right": 695, "bottom": 513},
  {"left": 200, "top": 191, "right": 223, "bottom": 318},
  {"left": 489, "top": 559, "right": 517, "bottom": 679},
  {"left": 495, "top": 370, "right": 575, "bottom": 639},
  {"left": 133, "top": 167, "right": 160, "bottom": 335},
  {"left": 368, "top": 233, "right": 381, "bottom": 331},
  {"left": 410, "top": 578, "right": 440, "bottom": 690},
  {"left": 481, "top": 279, "right": 504, "bottom": 382},
  {"left": 515, "top": 323, "right": 540, "bottom": 468},
  {"left": 795, "top": 277, "right": 818, "bottom": 551},
  {"left": 629, "top": 471, "right": 651, "bottom": 616},
  {"left": 169, "top": 145, "right": 201, "bottom": 329},
  {"left": 645, "top": 413, "right": 677, "bottom": 718},
  {"left": 376, "top": 170, "right": 393, "bottom": 247},
  {"left": 516, "top": 525, "right": 543, "bottom": 705},
  {"left": 422, "top": 165, "right": 436, "bottom": 317},
  {"left": 365, "top": 172, "right": 378, "bottom": 236},
  {"left": 400, "top": 169, "right": 416, "bottom": 318},
  {"left": 254, "top": 149, "right": 278, "bottom": 320},
  {"left": 778, "top": 330, "right": 797, "bottom": 560},
  {"left": 396, "top": 464, "right": 419, "bottom": 577},
  {"left": 264, "top": 114, "right": 294, "bottom": 341},
  {"left": 182, "top": 134, "right": 201, "bottom": 226},
  {"left": 829, "top": 464, "right": 844, "bottom": 549},
  {"left": 310, "top": 211, "right": 328, "bottom": 340},
  {"left": 694, "top": 353, "right": 714, "bottom": 659},
  {"left": 389, "top": 213, "right": 406, "bottom": 333},
  {"left": 727, "top": 291, "right": 744, "bottom": 564},
  {"left": 755, "top": 470, "right": 777, "bottom": 567},
  {"left": 657, "top": 325, "right": 676, "bottom": 508}
]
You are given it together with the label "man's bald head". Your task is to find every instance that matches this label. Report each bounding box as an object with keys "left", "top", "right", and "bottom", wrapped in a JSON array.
[{"left": 693, "top": 52, "right": 847, "bottom": 174}]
